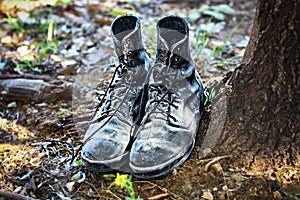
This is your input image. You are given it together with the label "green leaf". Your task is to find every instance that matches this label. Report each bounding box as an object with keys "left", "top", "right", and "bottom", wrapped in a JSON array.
[
  {"left": 60, "top": 0, "right": 72, "bottom": 4},
  {"left": 19, "top": 60, "right": 38, "bottom": 72},
  {"left": 186, "top": 10, "right": 201, "bottom": 22},
  {"left": 74, "top": 159, "right": 83, "bottom": 166},
  {"left": 103, "top": 174, "right": 115, "bottom": 178},
  {"left": 56, "top": 108, "right": 71, "bottom": 116},
  {"left": 5, "top": 14, "right": 25, "bottom": 32},
  {"left": 226, "top": 18, "right": 244, "bottom": 42},
  {"left": 107, "top": 9, "right": 135, "bottom": 16},
  {"left": 47, "top": 19, "right": 54, "bottom": 43},
  {"left": 202, "top": 10, "right": 225, "bottom": 21},
  {"left": 54, "top": 39, "right": 59, "bottom": 51},
  {"left": 39, "top": 23, "right": 48, "bottom": 32},
  {"left": 199, "top": 4, "right": 210, "bottom": 12},
  {"left": 211, "top": 4, "right": 235, "bottom": 15}
]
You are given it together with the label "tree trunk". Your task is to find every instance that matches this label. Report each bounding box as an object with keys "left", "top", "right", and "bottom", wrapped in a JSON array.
[{"left": 211, "top": 0, "right": 300, "bottom": 169}]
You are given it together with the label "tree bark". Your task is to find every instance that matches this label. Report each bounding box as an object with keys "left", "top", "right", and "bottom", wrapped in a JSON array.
[{"left": 211, "top": 0, "right": 300, "bottom": 169}]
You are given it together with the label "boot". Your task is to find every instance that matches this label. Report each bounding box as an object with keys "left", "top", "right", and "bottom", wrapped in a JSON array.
[
  {"left": 129, "top": 15, "right": 205, "bottom": 179},
  {"left": 81, "top": 14, "right": 151, "bottom": 172}
]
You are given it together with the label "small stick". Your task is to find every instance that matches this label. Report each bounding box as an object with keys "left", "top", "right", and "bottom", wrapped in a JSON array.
[
  {"left": 204, "top": 155, "right": 231, "bottom": 171},
  {"left": 0, "top": 190, "right": 37, "bottom": 200}
]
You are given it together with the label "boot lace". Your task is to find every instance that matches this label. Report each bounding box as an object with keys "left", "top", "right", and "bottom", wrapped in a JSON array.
[
  {"left": 140, "top": 64, "right": 182, "bottom": 128},
  {"left": 47, "top": 62, "right": 137, "bottom": 165}
]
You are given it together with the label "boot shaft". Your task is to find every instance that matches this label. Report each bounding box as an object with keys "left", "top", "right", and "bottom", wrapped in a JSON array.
[
  {"left": 111, "top": 14, "right": 145, "bottom": 66},
  {"left": 156, "top": 15, "right": 191, "bottom": 69}
]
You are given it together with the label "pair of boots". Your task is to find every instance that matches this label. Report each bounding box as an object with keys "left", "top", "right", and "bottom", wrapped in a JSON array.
[{"left": 81, "top": 14, "right": 205, "bottom": 179}]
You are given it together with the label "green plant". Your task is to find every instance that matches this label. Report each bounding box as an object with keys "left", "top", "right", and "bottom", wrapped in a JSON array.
[
  {"left": 215, "top": 55, "right": 242, "bottom": 68},
  {"left": 34, "top": 18, "right": 59, "bottom": 64},
  {"left": 19, "top": 60, "right": 40, "bottom": 72},
  {"left": 4, "top": 14, "right": 25, "bottom": 32},
  {"left": 183, "top": 4, "right": 234, "bottom": 22},
  {"left": 210, "top": 18, "right": 244, "bottom": 58},
  {"left": 56, "top": 108, "right": 71, "bottom": 116},
  {"left": 73, "top": 159, "right": 83, "bottom": 166},
  {"left": 204, "top": 88, "right": 216, "bottom": 106},
  {"left": 104, "top": 173, "right": 143, "bottom": 200},
  {"left": 194, "top": 18, "right": 212, "bottom": 56}
]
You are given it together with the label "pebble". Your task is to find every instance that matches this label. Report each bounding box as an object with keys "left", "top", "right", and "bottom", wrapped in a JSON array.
[
  {"left": 65, "top": 181, "right": 75, "bottom": 192},
  {"left": 201, "top": 191, "right": 213, "bottom": 200},
  {"left": 211, "top": 163, "right": 224, "bottom": 176},
  {"left": 227, "top": 180, "right": 235, "bottom": 189},
  {"left": 1, "top": 36, "right": 12, "bottom": 44},
  {"left": 7, "top": 101, "right": 17, "bottom": 108},
  {"left": 273, "top": 191, "right": 282, "bottom": 200},
  {"left": 62, "top": 59, "right": 77, "bottom": 66}
]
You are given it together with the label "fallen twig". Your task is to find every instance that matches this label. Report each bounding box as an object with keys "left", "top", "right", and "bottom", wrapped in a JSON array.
[
  {"left": 0, "top": 189, "right": 37, "bottom": 200},
  {"left": 148, "top": 193, "right": 169, "bottom": 200},
  {"left": 135, "top": 181, "right": 183, "bottom": 200},
  {"left": 203, "top": 155, "right": 232, "bottom": 171}
]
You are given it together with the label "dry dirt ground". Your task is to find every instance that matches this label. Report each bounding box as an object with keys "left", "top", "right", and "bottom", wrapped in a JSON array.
[{"left": 0, "top": 0, "right": 299, "bottom": 199}]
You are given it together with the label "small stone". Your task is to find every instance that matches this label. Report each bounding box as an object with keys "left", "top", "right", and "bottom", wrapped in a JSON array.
[
  {"left": 273, "top": 191, "right": 282, "bottom": 200},
  {"left": 222, "top": 185, "right": 228, "bottom": 191},
  {"left": 51, "top": 54, "right": 62, "bottom": 62},
  {"left": 17, "top": 11, "right": 30, "bottom": 21},
  {"left": 212, "top": 187, "right": 218, "bottom": 191},
  {"left": 62, "top": 60, "right": 77, "bottom": 66},
  {"left": 227, "top": 181, "right": 235, "bottom": 189},
  {"left": 35, "top": 103, "right": 48, "bottom": 107},
  {"left": 1, "top": 36, "right": 12, "bottom": 44},
  {"left": 210, "top": 40, "right": 225, "bottom": 49},
  {"left": 65, "top": 181, "right": 75, "bottom": 192},
  {"left": 172, "top": 169, "right": 178, "bottom": 176},
  {"left": 201, "top": 191, "right": 213, "bottom": 200},
  {"left": 7, "top": 101, "right": 17, "bottom": 108},
  {"left": 218, "top": 193, "right": 226, "bottom": 200},
  {"left": 211, "top": 163, "right": 224, "bottom": 175}
]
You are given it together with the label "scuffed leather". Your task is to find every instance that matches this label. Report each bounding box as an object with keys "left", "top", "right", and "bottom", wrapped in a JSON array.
[{"left": 130, "top": 16, "right": 205, "bottom": 175}]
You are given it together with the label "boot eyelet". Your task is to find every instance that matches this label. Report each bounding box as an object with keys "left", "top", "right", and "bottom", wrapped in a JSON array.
[
  {"left": 173, "top": 56, "right": 179, "bottom": 63},
  {"left": 126, "top": 39, "right": 131, "bottom": 44},
  {"left": 159, "top": 54, "right": 165, "bottom": 60},
  {"left": 128, "top": 50, "right": 133, "bottom": 55}
]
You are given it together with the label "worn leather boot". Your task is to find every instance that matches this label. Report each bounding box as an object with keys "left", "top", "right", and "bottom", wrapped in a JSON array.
[
  {"left": 81, "top": 14, "right": 151, "bottom": 172},
  {"left": 130, "top": 15, "right": 205, "bottom": 179}
]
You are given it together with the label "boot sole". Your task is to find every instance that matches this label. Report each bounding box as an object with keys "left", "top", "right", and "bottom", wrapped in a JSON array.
[{"left": 82, "top": 151, "right": 130, "bottom": 173}]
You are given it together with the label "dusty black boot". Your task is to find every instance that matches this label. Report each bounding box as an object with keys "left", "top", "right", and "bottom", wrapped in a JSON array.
[
  {"left": 130, "top": 15, "right": 205, "bottom": 179},
  {"left": 81, "top": 14, "right": 151, "bottom": 172}
]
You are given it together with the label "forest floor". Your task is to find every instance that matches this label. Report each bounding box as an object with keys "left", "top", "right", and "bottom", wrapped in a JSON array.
[{"left": 0, "top": 0, "right": 299, "bottom": 199}]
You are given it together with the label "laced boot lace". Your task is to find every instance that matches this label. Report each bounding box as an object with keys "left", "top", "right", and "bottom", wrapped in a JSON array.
[
  {"left": 139, "top": 64, "right": 185, "bottom": 128},
  {"left": 83, "top": 63, "right": 136, "bottom": 143}
]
